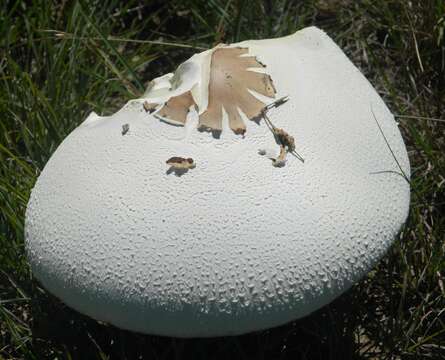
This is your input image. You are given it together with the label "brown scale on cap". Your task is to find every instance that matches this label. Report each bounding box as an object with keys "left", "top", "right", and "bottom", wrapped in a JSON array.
[
  {"left": 157, "top": 91, "right": 196, "bottom": 125},
  {"left": 166, "top": 157, "right": 196, "bottom": 170},
  {"left": 143, "top": 101, "right": 159, "bottom": 113},
  {"left": 155, "top": 47, "right": 276, "bottom": 135}
]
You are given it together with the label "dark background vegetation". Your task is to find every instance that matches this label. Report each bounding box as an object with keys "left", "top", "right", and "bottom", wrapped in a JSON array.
[{"left": 1, "top": 0, "right": 444, "bottom": 359}]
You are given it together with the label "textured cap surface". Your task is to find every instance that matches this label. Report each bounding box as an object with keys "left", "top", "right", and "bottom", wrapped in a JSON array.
[{"left": 25, "top": 27, "right": 410, "bottom": 337}]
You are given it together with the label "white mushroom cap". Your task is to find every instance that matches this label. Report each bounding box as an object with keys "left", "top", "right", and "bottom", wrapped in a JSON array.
[{"left": 25, "top": 27, "right": 410, "bottom": 337}]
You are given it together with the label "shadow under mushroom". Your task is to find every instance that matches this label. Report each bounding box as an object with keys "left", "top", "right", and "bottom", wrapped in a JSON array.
[{"left": 166, "top": 166, "right": 190, "bottom": 176}]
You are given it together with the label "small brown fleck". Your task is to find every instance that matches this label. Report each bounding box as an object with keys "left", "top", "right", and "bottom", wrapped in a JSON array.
[{"left": 166, "top": 156, "right": 196, "bottom": 169}]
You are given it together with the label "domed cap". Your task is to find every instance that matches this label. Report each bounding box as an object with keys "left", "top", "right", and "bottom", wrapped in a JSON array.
[{"left": 25, "top": 27, "right": 410, "bottom": 337}]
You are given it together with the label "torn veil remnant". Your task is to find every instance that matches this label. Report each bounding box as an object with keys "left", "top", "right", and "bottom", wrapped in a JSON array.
[
  {"left": 198, "top": 47, "right": 276, "bottom": 134},
  {"left": 144, "top": 46, "right": 276, "bottom": 135}
]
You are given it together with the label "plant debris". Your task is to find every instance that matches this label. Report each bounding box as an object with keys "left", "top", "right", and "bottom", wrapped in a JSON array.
[{"left": 260, "top": 97, "right": 304, "bottom": 166}]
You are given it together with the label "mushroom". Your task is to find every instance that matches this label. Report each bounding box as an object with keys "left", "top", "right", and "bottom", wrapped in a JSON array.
[{"left": 25, "top": 27, "right": 410, "bottom": 337}]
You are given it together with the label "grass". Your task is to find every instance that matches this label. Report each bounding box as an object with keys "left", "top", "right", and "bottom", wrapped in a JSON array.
[{"left": 0, "top": 0, "right": 444, "bottom": 358}]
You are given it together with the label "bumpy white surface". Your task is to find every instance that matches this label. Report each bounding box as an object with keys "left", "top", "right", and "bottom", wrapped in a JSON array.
[{"left": 25, "top": 27, "right": 410, "bottom": 337}]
